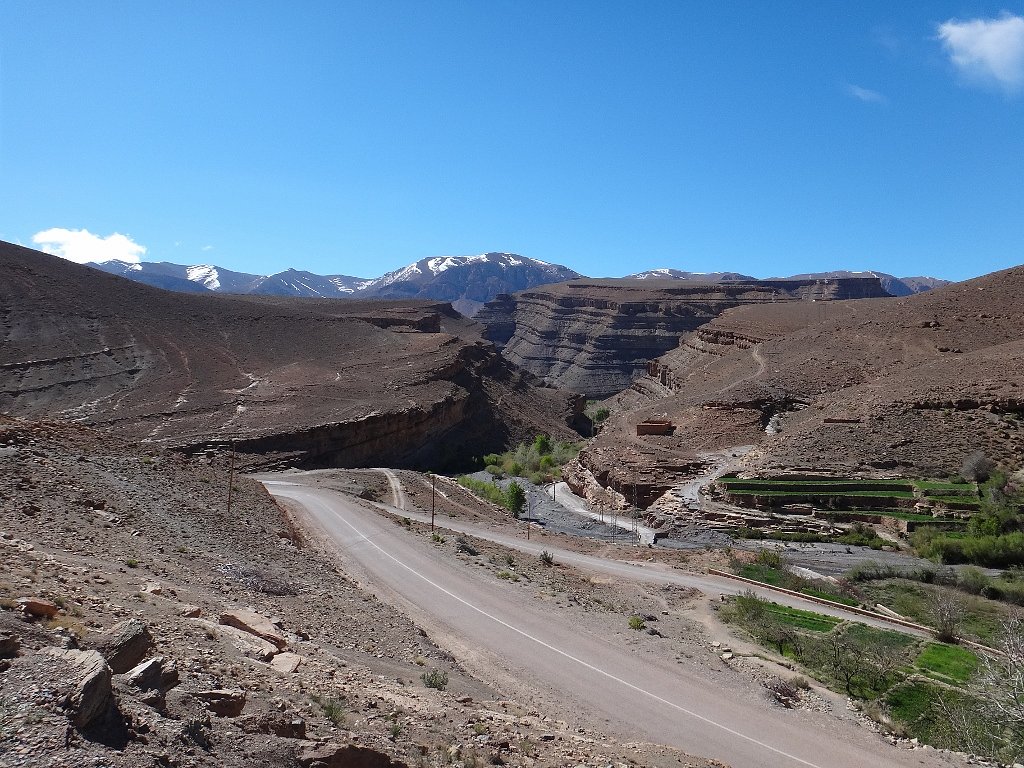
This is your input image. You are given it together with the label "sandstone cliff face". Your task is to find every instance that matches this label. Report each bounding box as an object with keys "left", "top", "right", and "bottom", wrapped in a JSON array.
[
  {"left": 477, "top": 278, "right": 890, "bottom": 397},
  {"left": 0, "top": 242, "right": 581, "bottom": 469}
]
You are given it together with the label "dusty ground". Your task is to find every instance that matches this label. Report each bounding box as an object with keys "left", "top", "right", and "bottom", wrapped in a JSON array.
[{"left": 0, "top": 416, "right": 723, "bottom": 768}]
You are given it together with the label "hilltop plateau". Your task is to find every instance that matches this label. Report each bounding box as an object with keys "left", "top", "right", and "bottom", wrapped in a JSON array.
[{"left": 0, "top": 242, "right": 581, "bottom": 468}]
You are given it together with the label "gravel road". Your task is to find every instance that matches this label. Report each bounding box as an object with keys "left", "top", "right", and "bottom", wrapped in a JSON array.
[{"left": 263, "top": 475, "right": 957, "bottom": 768}]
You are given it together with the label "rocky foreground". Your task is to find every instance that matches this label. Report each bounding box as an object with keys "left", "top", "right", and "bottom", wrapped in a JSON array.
[{"left": 0, "top": 416, "right": 715, "bottom": 768}]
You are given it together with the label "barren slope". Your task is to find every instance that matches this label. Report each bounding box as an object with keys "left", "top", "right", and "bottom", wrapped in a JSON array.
[{"left": 0, "top": 242, "right": 580, "bottom": 468}]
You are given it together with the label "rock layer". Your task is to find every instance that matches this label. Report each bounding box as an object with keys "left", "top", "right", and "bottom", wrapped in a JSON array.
[{"left": 477, "top": 277, "right": 890, "bottom": 397}]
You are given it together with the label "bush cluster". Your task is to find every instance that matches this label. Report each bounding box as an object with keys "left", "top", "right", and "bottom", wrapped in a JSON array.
[
  {"left": 483, "top": 435, "right": 581, "bottom": 485},
  {"left": 457, "top": 476, "right": 525, "bottom": 517}
]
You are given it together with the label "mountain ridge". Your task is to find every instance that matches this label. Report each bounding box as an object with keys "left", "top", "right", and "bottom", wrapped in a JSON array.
[{"left": 87, "top": 253, "right": 949, "bottom": 314}]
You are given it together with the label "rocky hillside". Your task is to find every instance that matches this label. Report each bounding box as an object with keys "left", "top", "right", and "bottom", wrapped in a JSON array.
[
  {"left": 0, "top": 416, "right": 708, "bottom": 768},
  {"left": 92, "top": 253, "right": 580, "bottom": 317},
  {"left": 0, "top": 242, "right": 581, "bottom": 469},
  {"left": 477, "top": 277, "right": 891, "bottom": 397},
  {"left": 576, "top": 265, "right": 1024, "bottom": 510}
]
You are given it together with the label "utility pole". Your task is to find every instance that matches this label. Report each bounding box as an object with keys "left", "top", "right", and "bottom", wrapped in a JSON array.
[
  {"left": 526, "top": 493, "right": 531, "bottom": 541},
  {"left": 632, "top": 469, "right": 639, "bottom": 543},
  {"left": 430, "top": 472, "right": 435, "bottom": 532},
  {"left": 226, "top": 439, "right": 236, "bottom": 517}
]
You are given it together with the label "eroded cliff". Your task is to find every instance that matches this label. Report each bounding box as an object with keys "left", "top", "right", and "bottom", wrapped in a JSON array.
[
  {"left": 477, "top": 277, "right": 890, "bottom": 397},
  {"left": 571, "top": 268, "right": 1024, "bottom": 523}
]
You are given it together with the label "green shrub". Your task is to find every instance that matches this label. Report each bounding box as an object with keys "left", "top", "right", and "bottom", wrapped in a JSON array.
[
  {"left": 315, "top": 696, "right": 346, "bottom": 726},
  {"left": 506, "top": 481, "right": 526, "bottom": 518},
  {"left": 539, "top": 550, "right": 554, "bottom": 566},
  {"left": 755, "top": 549, "right": 783, "bottom": 569},
  {"left": 628, "top": 615, "right": 646, "bottom": 631},
  {"left": 956, "top": 566, "right": 991, "bottom": 595},
  {"left": 421, "top": 669, "right": 449, "bottom": 690}
]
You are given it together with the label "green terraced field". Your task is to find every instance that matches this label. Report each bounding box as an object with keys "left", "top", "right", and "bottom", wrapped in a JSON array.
[{"left": 914, "top": 643, "right": 979, "bottom": 683}]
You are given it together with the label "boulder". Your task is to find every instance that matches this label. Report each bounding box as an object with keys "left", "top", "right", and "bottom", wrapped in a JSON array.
[
  {"left": 195, "top": 688, "right": 246, "bottom": 717},
  {"left": 193, "top": 618, "right": 277, "bottom": 661},
  {"left": 297, "top": 741, "right": 406, "bottom": 768},
  {"left": 239, "top": 712, "right": 306, "bottom": 739},
  {"left": 219, "top": 608, "right": 287, "bottom": 649},
  {"left": 0, "top": 631, "right": 19, "bottom": 658},
  {"left": 17, "top": 597, "right": 58, "bottom": 618},
  {"left": 39, "top": 648, "right": 113, "bottom": 729},
  {"left": 180, "top": 604, "right": 202, "bottom": 618},
  {"left": 94, "top": 618, "right": 154, "bottom": 673},
  {"left": 271, "top": 651, "right": 302, "bottom": 674},
  {"left": 124, "top": 657, "right": 163, "bottom": 691}
]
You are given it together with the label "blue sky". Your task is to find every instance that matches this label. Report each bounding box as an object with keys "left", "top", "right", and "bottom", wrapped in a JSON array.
[{"left": 1, "top": 2, "right": 1022, "bottom": 280}]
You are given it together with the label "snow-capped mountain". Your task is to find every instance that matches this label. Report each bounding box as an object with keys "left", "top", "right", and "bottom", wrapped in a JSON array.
[
  {"left": 625, "top": 268, "right": 756, "bottom": 281},
  {"left": 627, "top": 267, "right": 950, "bottom": 297},
  {"left": 91, "top": 253, "right": 947, "bottom": 312},
  {"left": 781, "top": 270, "right": 951, "bottom": 297},
  {"left": 361, "top": 253, "right": 580, "bottom": 316},
  {"left": 87, "top": 252, "right": 579, "bottom": 316}
]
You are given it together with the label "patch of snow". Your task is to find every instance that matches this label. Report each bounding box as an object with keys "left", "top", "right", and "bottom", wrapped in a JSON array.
[
  {"left": 186, "top": 264, "right": 221, "bottom": 290},
  {"left": 371, "top": 262, "right": 424, "bottom": 288},
  {"left": 426, "top": 254, "right": 489, "bottom": 275}
]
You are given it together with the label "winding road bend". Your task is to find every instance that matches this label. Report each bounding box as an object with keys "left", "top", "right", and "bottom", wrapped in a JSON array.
[{"left": 261, "top": 475, "right": 949, "bottom": 768}]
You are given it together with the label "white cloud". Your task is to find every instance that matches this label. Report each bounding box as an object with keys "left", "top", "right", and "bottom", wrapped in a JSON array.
[
  {"left": 937, "top": 14, "right": 1024, "bottom": 92},
  {"left": 32, "top": 227, "right": 147, "bottom": 265},
  {"left": 847, "top": 84, "right": 886, "bottom": 103},
  {"left": 202, "top": 244, "right": 214, "bottom": 251}
]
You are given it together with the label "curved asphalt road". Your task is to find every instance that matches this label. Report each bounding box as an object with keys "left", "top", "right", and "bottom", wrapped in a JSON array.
[{"left": 261, "top": 477, "right": 945, "bottom": 768}]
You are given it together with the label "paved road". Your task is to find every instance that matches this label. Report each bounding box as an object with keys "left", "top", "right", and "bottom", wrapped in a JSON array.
[{"left": 262, "top": 477, "right": 946, "bottom": 768}]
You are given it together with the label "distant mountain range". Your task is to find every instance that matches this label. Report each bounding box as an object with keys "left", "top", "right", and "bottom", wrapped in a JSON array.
[
  {"left": 93, "top": 253, "right": 580, "bottom": 317},
  {"left": 90, "top": 255, "right": 948, "bottom": 316},
  {"left": 625, "top": 268, "right": 948, "bottom": 297},
  {"left": 777, "top": 270, "right": 949, "bottom": 297}
]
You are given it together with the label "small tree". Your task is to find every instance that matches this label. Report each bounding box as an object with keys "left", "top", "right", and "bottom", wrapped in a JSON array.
[
  {"left": 506, "top": 481, "right": 526, "bottom": 519},
  {"left": 977, "top": 613, "right": 1024, "bottom": 752},
  {"left": 961, "top": 450, "right": 996, "bottom": 482},
  {"left": 930, "top": 588, "right": 965, "bottom": 643},
  {"left": 533, "top": 434, "right": 551, "bottom": 456}
]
